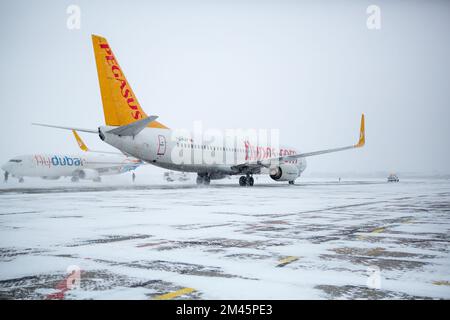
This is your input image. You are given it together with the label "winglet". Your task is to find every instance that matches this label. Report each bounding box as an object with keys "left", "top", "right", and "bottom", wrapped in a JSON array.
[
  {"left": 355, "top": 114, "right": 365, "bottom": 148},
  {"left": 72, "top": 130, "right": 89, "bottom": 152}
]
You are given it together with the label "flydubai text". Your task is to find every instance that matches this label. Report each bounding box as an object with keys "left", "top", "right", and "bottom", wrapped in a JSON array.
[{"left": 34, "top": 155, "right": 85, "bottom": 168}]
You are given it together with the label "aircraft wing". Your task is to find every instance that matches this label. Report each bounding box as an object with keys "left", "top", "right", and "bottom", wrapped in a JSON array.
[
  {"left": 232, "top": 114, "right": 365, "bottom": 174},
  {"left": 230, "top": 162, "right": 265, "bottom": 175}
]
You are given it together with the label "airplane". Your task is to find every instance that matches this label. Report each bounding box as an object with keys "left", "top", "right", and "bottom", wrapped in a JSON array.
[
  {"left": 33, "top": 35, "right": 365, "bottom": 187},
  {"left": 1, "top": 130, "right": 143, "bottom": 183}
]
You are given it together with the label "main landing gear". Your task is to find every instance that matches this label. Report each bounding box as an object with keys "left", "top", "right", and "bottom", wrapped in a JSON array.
[
  {"left": 196, "top": 174, "right": 211, "bottom": 185},
  {"left": 239, "top": 174, "right": 254, "bottom": 187}
]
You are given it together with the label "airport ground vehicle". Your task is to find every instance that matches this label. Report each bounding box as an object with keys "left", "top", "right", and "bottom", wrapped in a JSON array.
[{"left": 388, "top": 174, "right": 400, "bottom": 182}]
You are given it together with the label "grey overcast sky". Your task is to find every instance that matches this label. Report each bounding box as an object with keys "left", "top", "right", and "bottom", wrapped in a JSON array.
[{"left": 0, "top": 0, "right": 449, "bottom": 174}]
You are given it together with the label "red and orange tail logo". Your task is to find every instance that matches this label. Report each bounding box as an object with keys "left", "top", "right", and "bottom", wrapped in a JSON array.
[{"left": 92, "top": 35, "right": 168, "bottom": 129}]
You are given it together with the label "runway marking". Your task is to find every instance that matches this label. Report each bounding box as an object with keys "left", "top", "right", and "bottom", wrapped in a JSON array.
[
  {"left": 136, "top": 241, "right": 167, "bottom": 248},
  {"left": 366, "top": 248, "right": 385, "bottom": 256},
  {"left": 358, "top": 219, "right": 418, "bottom": 241},
  {"left": 371, "top": 227, "right": 385, "bottom": 234},
  {"left": 153, "top": 287, "right": 196, "bottom": 300},
  {"left": 357, "top": 227, "right": 386, "bottom": 240},
  {"left": 277, "top": 256, "right": 299, "bottom": 267},
  {"left": 432, "top": 280, "right": 450, "bottom": 286}
]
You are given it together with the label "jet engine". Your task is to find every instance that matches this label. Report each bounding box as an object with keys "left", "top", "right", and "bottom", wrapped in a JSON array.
[
  {"left": 209, "top": 172, "right": 227, "bottom": 180},
  {"left": 41, "top": 176, "right": 60, "bottom": 180},
  {"left": 76, "top": 169, "right": 100, "bottom": 180},
  {"left": 269, "top": 164, "right": 299, "bottom": 182}
]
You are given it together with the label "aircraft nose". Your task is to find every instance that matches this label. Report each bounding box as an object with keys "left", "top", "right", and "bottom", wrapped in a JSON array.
[{"left": 1, "top": 162, "right": 9, "bottom": 172}]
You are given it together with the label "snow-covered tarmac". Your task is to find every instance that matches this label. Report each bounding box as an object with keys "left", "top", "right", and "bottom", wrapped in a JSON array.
[{"left": 0, "top": 177, "right": 449, "bottom": 299}]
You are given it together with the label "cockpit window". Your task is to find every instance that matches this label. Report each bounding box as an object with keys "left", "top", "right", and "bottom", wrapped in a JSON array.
[{"left": 9, "top": 159, "right": 22, "bottom": 163}]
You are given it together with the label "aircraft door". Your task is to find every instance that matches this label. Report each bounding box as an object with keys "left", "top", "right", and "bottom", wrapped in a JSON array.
[{"left": 157, "top": 135, "right": 166, "bottom": 156}]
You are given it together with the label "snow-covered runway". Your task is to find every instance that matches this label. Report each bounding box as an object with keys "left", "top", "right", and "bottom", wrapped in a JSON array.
[{"left": 0, "top": 178, "right": 449, "bottom": 299}]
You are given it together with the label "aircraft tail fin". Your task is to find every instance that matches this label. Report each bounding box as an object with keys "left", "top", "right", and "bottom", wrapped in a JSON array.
[
  {"left": 91, "top": 35, "right": 168, "bottom": 129},
  {"left": 72, "top": 130, "right": 89, "bottom": 152},
  {"left": 72, "top": 129, "right": 125, "bottom": 155}
]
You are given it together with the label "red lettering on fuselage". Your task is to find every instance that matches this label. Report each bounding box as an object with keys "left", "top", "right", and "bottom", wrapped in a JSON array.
[
  {"left": 243, "top": 141, "right": 298, "bottom": 163},
  {"left": 34, "top": 155, "right": 51, "bottom": 168}
]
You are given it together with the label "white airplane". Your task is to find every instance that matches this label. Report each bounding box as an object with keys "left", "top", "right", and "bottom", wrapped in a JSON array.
[
  {"left": 34, "top": 35, "right": 365, "bottom": 186},
  {"left": 1, "top": 130, "right": 143, "bottom": 183}
]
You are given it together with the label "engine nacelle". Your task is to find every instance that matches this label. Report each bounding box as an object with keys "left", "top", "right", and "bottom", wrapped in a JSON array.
[
  {"left": 76, "top": 169, "right": 100, "bottom": 180},
  {"left": 41, "top": 176, "right": 60, "bottom": 180},
  {"left": 269, "top": 164, "right": 299, "bottom": 182},
  {"left": 209, "top": 172, "right": 227, "bottom": 180}
]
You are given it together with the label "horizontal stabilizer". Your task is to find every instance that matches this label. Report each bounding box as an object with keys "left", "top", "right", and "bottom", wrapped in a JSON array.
[
  {"left": 32, "top": 123, "right": 97, "bottom": 133},
  {"left": 107, "top": 116, "right": 159, "bottom": 136}
]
